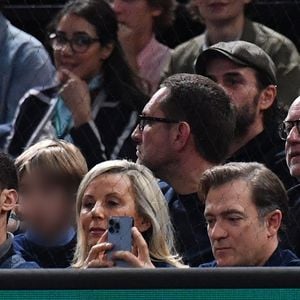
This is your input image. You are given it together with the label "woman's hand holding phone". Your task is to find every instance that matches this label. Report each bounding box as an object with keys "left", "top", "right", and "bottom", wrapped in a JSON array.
[
  {"left": 112, "top": 227, "right": 155, "bottom": 268},
  {"left": 83, "top": 227, "right": 154, "bottom": 268}
]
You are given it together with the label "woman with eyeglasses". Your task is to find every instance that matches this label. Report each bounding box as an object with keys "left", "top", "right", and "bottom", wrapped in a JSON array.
[{"left": 6, "top": 0, "right": 147, "bottom": 168}]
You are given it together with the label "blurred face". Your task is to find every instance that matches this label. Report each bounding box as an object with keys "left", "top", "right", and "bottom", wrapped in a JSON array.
[
  {"left": 204, "top": 179, "right": 272, "bottom": 266},
  {"left": 19, "top": 170, "right": 75, "bottom": 239},
  {"left": 80, "top": 173, "right": 148, "bottom": 249},
  {"left": 285, "top": 98, "right": 300, "bottom": 178},
  {"left": 53, "top": 13, "right": 109, "bottom": 81},
  {"left": 206, "top": 57, "right": 261, "bottom": 138},
  {"left": 195, "top": 0, "right": 250, "bottom": 24},
  {"left": 110, "top": 0, "right": 161, "bottom": 32},
  {"left": 131, "top": 87, "right": 176, "bottom": 176}
]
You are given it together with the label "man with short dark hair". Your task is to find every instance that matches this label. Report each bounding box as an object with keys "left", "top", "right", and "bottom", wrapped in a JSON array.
[
  {"left": 164, "top": 0, "right": 300, "bottom": 106},
  {"left": 131, "top": 73, "right": 236, "bottom": 266},
  {"left": 199, "top": 162, "right": 300, "bottom": 267},
  {"left": 195, "top": 41, "right": 296, "bottom": 190},
  {"left": 0, "top": 152, "right": 38, "bottom": 268}
]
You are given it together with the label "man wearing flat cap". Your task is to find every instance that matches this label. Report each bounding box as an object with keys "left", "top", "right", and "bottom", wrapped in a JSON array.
[{"left": 195, "top": 41, "right": 296, "bottom": 192}]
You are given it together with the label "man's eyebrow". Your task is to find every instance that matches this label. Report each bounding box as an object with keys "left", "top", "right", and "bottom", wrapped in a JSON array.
[
  {"left": 204, "top": 211, "right": 214, "bottom": 218},
  {"left": 221, "top": 209, "right": 245, "bottom": 217},
  {"left": 223, "top": 72, "right": 244, "bottom": 78},
  {"left": 285, "top": 118, "right": 300, "bottom": 122},
  {"left": 205, "top": 71, "right": 243, "bottom": 79},
  {"left": 204, "top": 209, "right": 245, "bottom": 217}
]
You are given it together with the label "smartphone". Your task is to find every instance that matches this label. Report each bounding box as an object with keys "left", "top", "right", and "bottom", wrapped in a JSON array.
[{"left": 107, "top": 216, "right": 133, "bottom": 267}]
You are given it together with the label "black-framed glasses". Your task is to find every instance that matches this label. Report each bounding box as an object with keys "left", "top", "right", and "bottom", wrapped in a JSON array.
[
  {"left": 49, "top": 32, "right": 100, "bottom": 53},
  {"left": 137, "top": 115, "right": 180, "bottom": 131},
  {"left": 279, "top": 120, "right": 300, "bottom": 140}
]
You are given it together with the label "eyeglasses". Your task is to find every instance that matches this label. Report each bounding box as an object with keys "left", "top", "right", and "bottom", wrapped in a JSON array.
[
  {"left": 49, "top": 32, "right": 100, "bottom": 53},
  {"left": 137, "top": 115, "right": 180, "bottom": 131},
  {"left": 279, "top": 120, "right": 300, "bottom": 140}
]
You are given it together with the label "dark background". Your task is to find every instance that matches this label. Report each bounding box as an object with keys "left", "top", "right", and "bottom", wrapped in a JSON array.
[{"left": 2, "top": 0, "right": 300, "bottom": 50}]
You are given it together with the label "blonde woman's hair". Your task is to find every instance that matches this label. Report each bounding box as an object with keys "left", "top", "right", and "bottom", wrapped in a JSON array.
[
  {"left": 73, "top": 160, "right": 183, "bottom": 268},
  {"left": 15, "top": 139, "right": 88, "bottom": 197}
]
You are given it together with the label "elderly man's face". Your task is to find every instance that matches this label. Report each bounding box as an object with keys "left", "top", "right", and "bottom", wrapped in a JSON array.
[
  {"left": 204, "top": 179, "right": 275, "bottom": 266},
  {"left": 285, "top": 97, "right": 300, "bottom": 179}
]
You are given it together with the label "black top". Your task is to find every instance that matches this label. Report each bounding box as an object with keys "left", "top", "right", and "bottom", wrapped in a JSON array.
[
  {"left": 200, "top": 247, "right": 300, "bottom": 268},
  {"left": 13, "top": 233, "right": 77, "bottom": 268},
  {"left": 5, "top": 84, "right": 146, "bottom": 169},
  {"left": 228, "top": 127, "right": 297, "bottom": 190},
  {"left": 160, "top": 181, "right": 213, "bottom": 267},
  {"left": 286, "top": 184, "right": 300, "bottom": 257}
]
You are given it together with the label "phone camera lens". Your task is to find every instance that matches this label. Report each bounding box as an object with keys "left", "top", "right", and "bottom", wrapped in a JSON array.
[{"left": 115, "top": 222, "right": 120, "bottom": 230}]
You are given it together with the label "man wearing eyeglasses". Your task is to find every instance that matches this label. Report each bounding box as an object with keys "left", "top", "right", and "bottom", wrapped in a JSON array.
[
  {"left": 280, "top": 96, "right": 300, "bottom": 257},
  {"left": 131, "top": 73, "right": 236, "bottom": 266}
]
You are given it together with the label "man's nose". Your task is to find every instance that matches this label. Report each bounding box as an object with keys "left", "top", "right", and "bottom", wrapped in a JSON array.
[
  {"left": 131, "top": 125, "right": 142, "bottom": 144},
  {"left": 210, "top": 221, "right": 228, "bottom": 241},
  {"left": 287, "top": 125, "right": 300, "bottom": 143}
]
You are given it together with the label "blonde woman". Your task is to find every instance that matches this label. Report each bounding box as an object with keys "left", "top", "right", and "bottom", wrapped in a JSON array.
[{"left": 73, "top": 160, "right": 183, "bottom": 268}]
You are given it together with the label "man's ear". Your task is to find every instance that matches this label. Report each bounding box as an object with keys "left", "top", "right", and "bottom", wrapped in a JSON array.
[
  {"left": 259, "top": 85, "right": 277, "bottom": 111},
  {"left": 0, "top": 189, "right": 17, "bottom": 213},
  {"left": 173, "top": 121, "right": 191, "bottom": 151},
  {"left": 266, "top": 209, "right": 282, "bottom": 238}
]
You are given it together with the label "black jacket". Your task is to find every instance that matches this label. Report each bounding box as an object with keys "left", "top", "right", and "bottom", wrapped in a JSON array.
[
  {"left": 228, "top": 127, "right": 297, "bottom": 190},
  {"left": 160, "top": 181, "right": 213, "bottom": 267},
  {"left": 5, "top": 85, "right": 145, "bottom": 168},
  {"left": 286, "top": 184, "right": 300, "bottom": 257}
]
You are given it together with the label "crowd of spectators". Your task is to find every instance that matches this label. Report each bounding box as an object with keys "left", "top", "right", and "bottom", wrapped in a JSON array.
[{"left": 0, "top": 0, "right": 299, "bottom": 269}]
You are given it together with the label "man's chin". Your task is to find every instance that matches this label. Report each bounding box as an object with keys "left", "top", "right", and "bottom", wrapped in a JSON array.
[{"left": 290, "top": 167, "right": 300, "bottom": 180}]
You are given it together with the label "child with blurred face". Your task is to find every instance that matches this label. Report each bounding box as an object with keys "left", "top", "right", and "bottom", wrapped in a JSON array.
[{"left": 13, "top": 140, "right": 87, "bottom": 268}]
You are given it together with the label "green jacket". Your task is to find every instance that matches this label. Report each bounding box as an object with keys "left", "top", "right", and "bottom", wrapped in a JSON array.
[{"left": 165, "top": 19, "right": 300, "bottom": 106}]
